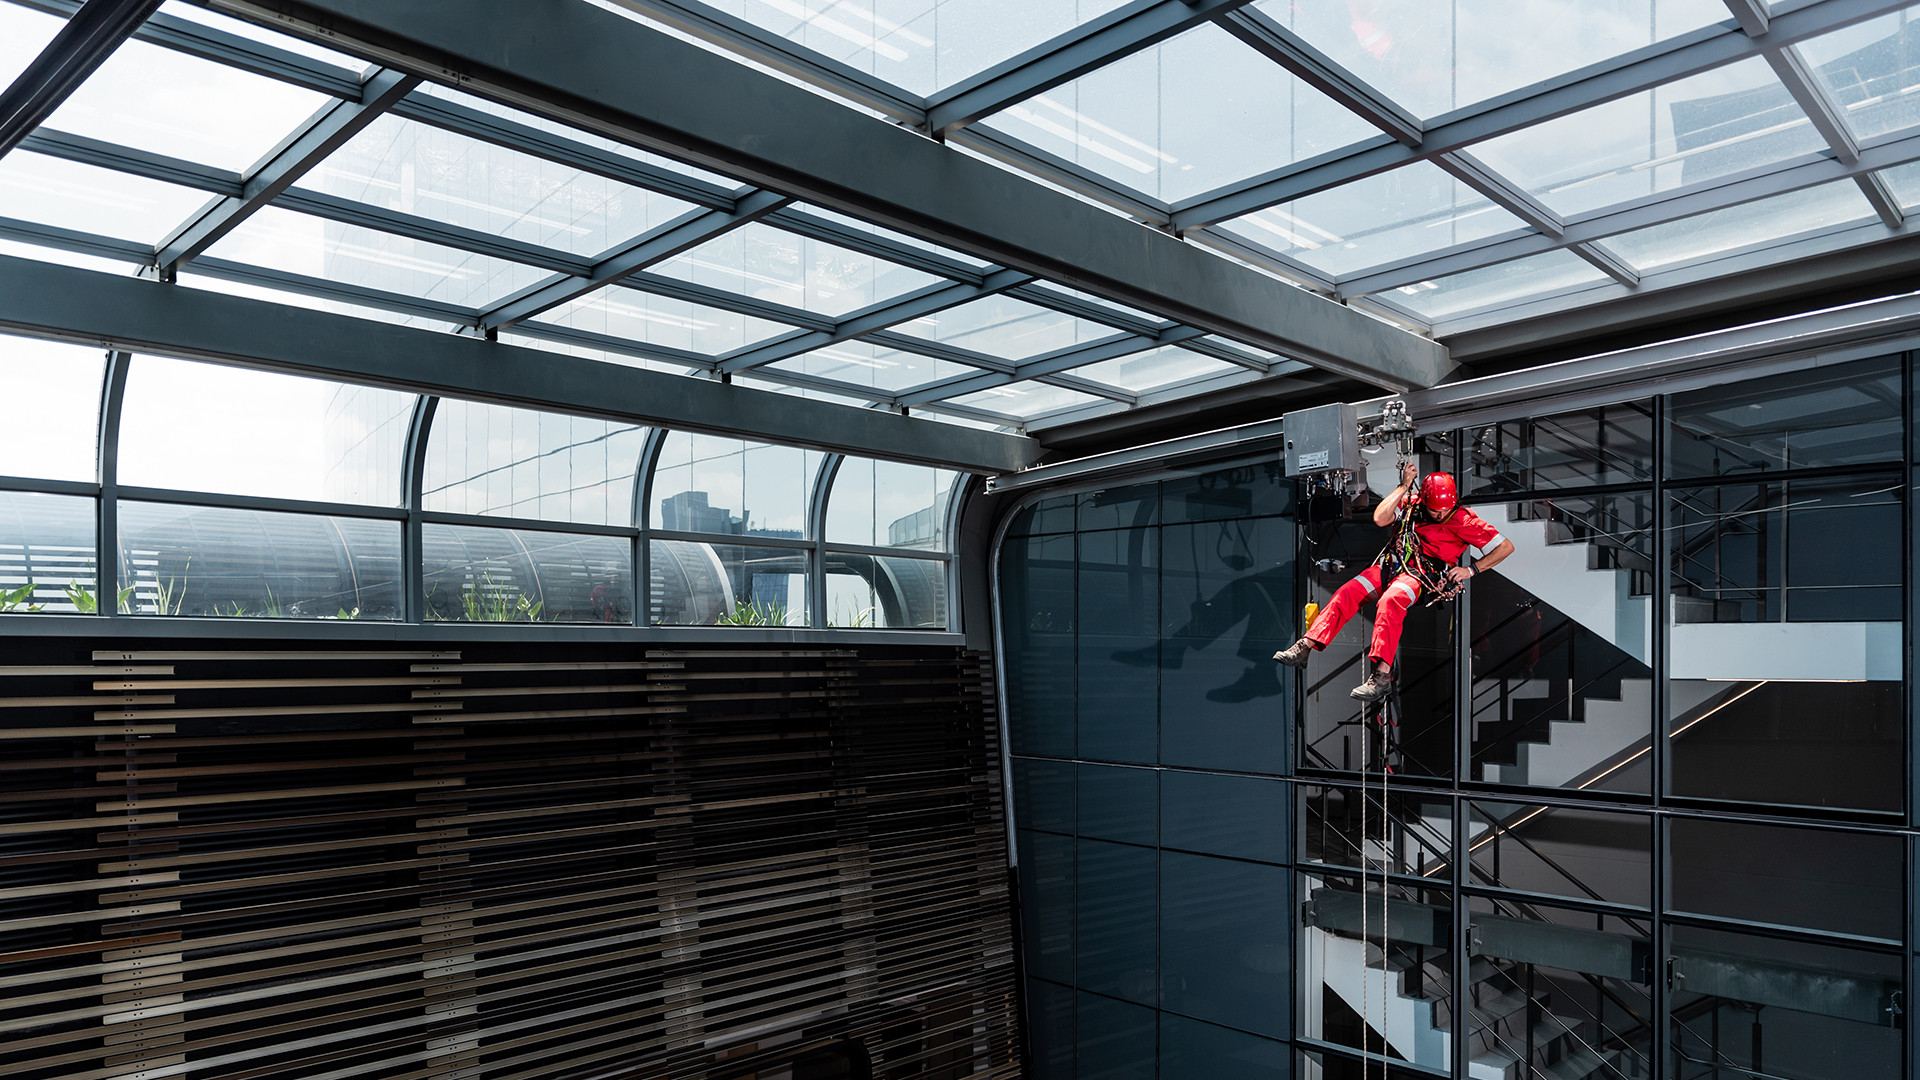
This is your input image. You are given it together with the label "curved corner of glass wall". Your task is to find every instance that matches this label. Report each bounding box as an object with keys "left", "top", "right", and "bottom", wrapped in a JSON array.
[{"left": 823, "top": 457, "right": 963, "bottom": 630}]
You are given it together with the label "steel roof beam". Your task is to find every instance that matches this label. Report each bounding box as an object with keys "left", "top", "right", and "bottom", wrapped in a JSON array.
[
  {"left": 18, "top": 0, "right": 363, "bottom": 96},
  {"left": 17, "top": 128, "right": 242, "bottom": 193},
  {"left": 217, "top": 0, "right": 1447, "bottom": 390},
  {"left": 1216, "top": 8, "right": 1422, "bottom": 146},
  {"left": 0, "top": 0, "right": 162, "bottom": 158}
]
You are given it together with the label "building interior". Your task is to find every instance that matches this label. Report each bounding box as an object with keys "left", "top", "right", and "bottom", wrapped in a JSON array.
[{"left": 2, "top": 1, "right": 1919, "bottom": 1078}]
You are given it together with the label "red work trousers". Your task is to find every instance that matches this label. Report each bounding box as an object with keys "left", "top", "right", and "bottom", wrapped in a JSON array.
[{"left": 1305, "top": 564, "right": 1422, "bottom": 667}]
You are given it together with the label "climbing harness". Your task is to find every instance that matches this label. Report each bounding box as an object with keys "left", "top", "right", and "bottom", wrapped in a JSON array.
[{"left": 1374, "top": 462, "right": 1466, "bottom": 608}]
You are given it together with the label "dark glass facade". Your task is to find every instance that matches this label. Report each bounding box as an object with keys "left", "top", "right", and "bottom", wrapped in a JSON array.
[{"left": 998, "top": 354, "right": 1916, "bottom": 1079}]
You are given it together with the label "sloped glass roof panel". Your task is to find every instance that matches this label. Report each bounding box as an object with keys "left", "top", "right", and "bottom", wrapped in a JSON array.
[
  {"left": 1267, "top": 0, "right": 1732, "bottom": 121},
  {"left": 789, "top": 203, "right": 993, "bottom": 268},
  {"left": 180, "top": 274, "right": 462, "bottom": 333},
  {"left": 204, "top": 206, "right": 551, "bottom": 308},
  {"left": 1066, "top": 345, "right": 1238, "bottom": 393},
  {"left": 1873, "top": 159, "right": 1920, "bottom": 207},
  {"left": 675, "top": 0, "right": 1130, "bottom": 97},
  {"left": 1603, "top": 181, "right": 1876, "bottom": 272},
  {"left": 947, "top": 380, "right": 1102, "bottom": 419},
  {"left": 0, "top": 238, "right": 141, "bottom": 277},
  {"left": 0, "top": 150, "right": 211, "bottom": 245},
  {"left": 1215, "top": 160, "right": 1528, "bottom": 277},
  {"left": 767, "top": 340, "right": 980, "bottom": 394},
  {"left": 156, "top": 1, "right": 371, "bottom": 71},
  {"left": 649, "top": 221, "right": 945, "bottom": 317},
  {"left": 500, "top": 331, "right": 697, "bottom": 373},
  {"left": 299, "top": 115, "right": 700, "bottom": 259},
  {"left": 0, "top": 4, "right": 66, "bottom": 90},
  {"left": 1382, "top": 249, "right": 1609, "bottom": 321},
  {"left": 1470, "top": 58, "right": 1825, "bottom": 219},
  {"left": 1029, "top": 284, "right": 1169, "bottom": 328},
  {"left": 977, "top": 22, "right": 1379, "bottom": 203},
  {"left": 532, "top": 284, "right": 799, "bottom": 355},
  {"left": 889, "top": 294, "right": 1132, "bottom": 361},
  {"left": 43, "top": 38, "right": 332, "bottom": 172},
  {"left": 1796, "top": 5, "right": 1920, "bottom": 144}
]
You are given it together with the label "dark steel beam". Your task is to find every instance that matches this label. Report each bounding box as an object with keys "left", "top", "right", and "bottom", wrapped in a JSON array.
[
  {"left": 765, "top": 206, "right": 989, "bottom": 286},
  {"left": 18, "top": 128, "right": 242, "bottom": 193},
  {"left": 274, "top": 188, "right": 593, "bottom": 275},
  {"left": 1216, "top": 7, "right": 1421, "bottom": 146},
  {"left": 215, "top": 0, "right": 1450, "bottom": 391},
  {"left": 156, "top": 65, "right": 418, "bottom": 273},
  {"left": 0, "top": 0, "right": 163, "bottom": 158},
  {"left": 0, "top": 252, "right": 1038, "bottom": 471},
  {"left": 19, "top": 0, "right": 364, "bottom": 96},
  {"left": 924, "top": 0, "right": 1256, "bottom": 136}
]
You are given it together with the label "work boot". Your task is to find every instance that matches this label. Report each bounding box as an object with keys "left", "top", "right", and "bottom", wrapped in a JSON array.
[
  {"left": 1272, "top": 638, "right": 1316, "bottom": 669},
  {"left": 1350, "top": 667, "right": 1392, "bottom": 702}
]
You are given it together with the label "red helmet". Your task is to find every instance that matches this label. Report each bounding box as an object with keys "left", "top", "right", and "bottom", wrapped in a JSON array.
[{"left": 1419, "top": 472, "right": 1458, "bottom": 515}]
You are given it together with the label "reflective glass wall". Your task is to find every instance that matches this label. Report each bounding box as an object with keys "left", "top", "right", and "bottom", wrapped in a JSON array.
[
  {"left": 0, "top": 333, "right": 963, "bottom": 629},
  {"left": 998, "top": 353, "right": 1917, "bottom": 1079}
]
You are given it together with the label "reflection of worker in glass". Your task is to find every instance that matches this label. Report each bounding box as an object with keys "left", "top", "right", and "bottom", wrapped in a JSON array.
[
  {"left": 1275, "top": 461, "right": 1515, "bottom": 701},
  {"left": 1114, "top": 520, "right": 1292, "bottom": 704}
]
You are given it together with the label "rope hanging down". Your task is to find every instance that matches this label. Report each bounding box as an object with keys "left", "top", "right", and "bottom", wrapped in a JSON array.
[{"left": 1359, "top": 685, "right": 1398, "bottom": 1077}]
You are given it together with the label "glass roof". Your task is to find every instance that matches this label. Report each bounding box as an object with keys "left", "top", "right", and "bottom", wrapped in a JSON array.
[
  {"left": 532, "top": 285, "right": 801, "bottom": 355},
  {"left": 1601, "top": 180, "right": 1876, "bottom": 271},
  {"left": 1067, "top": 345, "right": 1239, "bottom": 393},
  {"left": 1797, "top": 4, "right": 1920, "bottom": 144},
  {"left": 768, "top": 339, "right": 982, "bottom": 394},
  {"left": 889, "top": 293, "right": 1131, "bottom": 361},
  {"left": 0, "top": 150, "right": 212, "bottom": 245},
  {"left": 1383, "top": 249, "right": 1610, "bottom": 322},
  {"left": 0, "top": 4, "right": 64, "bottom": 91},
  {"left": 647, "top": 221, "right": 945, "bottom": 317},
  {"left": 947, "top": 379, "right": 1104, "bottom": 419}
]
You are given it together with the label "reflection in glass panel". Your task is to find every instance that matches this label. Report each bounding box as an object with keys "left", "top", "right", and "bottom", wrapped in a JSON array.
[
  {"left": 1604, "top": 181, "right": 1876, "bottom": 272},
  {"left": 1798, "top": 5, "right": 1920, "bottom": 143},
  {"left": 891, "top": 293, "right": 1123, "bottom": 361},
  {"left": 1471, "top": 58, "right": 1823, "bottom": 218},
  {"left": 1076, "top": 527, "right": 1156, "bottom": 765},
  {"left": 650, "top": 431, "right": 820, "bottom": 538},
  {"left": 301, "top": 115, "right": 699, "bottom": 258},
  {"left": 768, "top": 340, "right": 981, "bottom": 394},
  {"left": 0, "top": 336, "right": 102, "bottom": 483},
  {"left": 1670, "top": 478, "right": 1901, "bottom": 623},
  {"left": 1470, "top": 493, "right": 1654, "bottom": 792},
  {"left": 946, "top": 380, "right": 1104, "bottom": 420},
  {"left": 1077, "top": 762, "right": 1156, "bottom": 846},
  {"left": 826, "top": 457, "right": 956, "bottom": 550},
  {"left": 1161, "top": 852, "right": 1290, "bottom": 1038},
  {"left": 1670, "top": 818, "right": 1902, "bottom": 939},
  {"left": 423, "top": 400, "right": 645, "bottom": 526},
  {"left": 979, "top": 23, "right": 1377, "bottom": 203},
  {"left": 0, "top": 151, "right": 214, "bottom": 245},
  {"left": 1159, "top": 771, "right": 1288, "bottom": 864},
  {"left": 423, "top": 523, "right": 630, "bottom": 623},
  {"left": 1382, "top": 250, "right": 1609, "bottom": 322},
  {"left": 1298, "top": 870, "right": 1453, "bottom": 1070},
  {"left": 1162, "top": 1015, "right": 1287, "bottom": 1080},
  {"left": 1217, "top": 161, "right": 1527, "bottom": 277},
  {"left": 1466, "top": 897, "right": 1654, "bottom": 1080},
  {"left": 1016, "top": 832, "right": 1076, "bottom": 985},
  {"left": 1267, "top": 0, "right": 1731, "bottom": 121},
  {"left": 119, "top": 357, "right": 415, "bottom": 505},
  {"left": 824, "top": 551, "right": 947, "bottom": 628},
  {"left": 1003, "top": 533, "right": 1076, "bottom": 758},
  {"left": 1667, "top": 354, "right": 1902, "bottom": 476},
  {"left": 1467, "top": 401, "right": 1655, "bottom": 493},
  {"left": 119, "top": 502, "right": 401, "bottom": 619},
  {"left": 1468, "top": 802, "right": 1651, "bottom": 907},
  {"left": 1299, "top": 784, "right": 1451, "bottom": 878},
  {"left": 1077, "top": 837, "right": 1157, "bottom": 1006},
  {"left": 650, "top": 222, "right": 943, "bottom": 318},
  {"left": 646, "top": 540, "right": 806, "bottom": 626},
  {"left": 1011, "top": 757, "right": 1074, "bottom": 835},
  {"left": 1668, "top": 925, "right": 1901, "bottom": 1080},
  {"left": 533, "top": 285, "right": 798, "bottom": 356},
  {"left": 43, "top": 38, "right": 330, "bottom": 172},
  {"left": 0, "top": 492, "right": 96, "bottom": 614},
  {"left": 1067, "top": 345, "right": 1237, "bottom": 393},
  {"left": 204, "top": 206, "right": 549, "bottom": 308}
]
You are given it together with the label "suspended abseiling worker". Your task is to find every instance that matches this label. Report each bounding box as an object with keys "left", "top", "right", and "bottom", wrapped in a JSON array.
[{"left": 1273, "top": 461, "right": 1515, "bottom": 702}]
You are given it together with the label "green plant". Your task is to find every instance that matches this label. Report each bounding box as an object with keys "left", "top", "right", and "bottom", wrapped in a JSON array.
[
  {"left": 715, "top": 597, "right": 789, "bottom": 626},
  {"left": 333, "top": 606, "right": 360, "bottom": 620},
  {"left": 259, "top": 584, "right": 283, "bottom": 619},
  {"left": 459, "top": 575, "right": 544, "bottom": 623},
  {"left": 833, "top": 602, "right": 875, "bottom": 628},
  {"left": 63, "top": 582, "right": 132, "bottom": 614},
  {"left": 150, "top": 558, "right": 190, "bottom": 616},
  {"left": 0, "top": 582, "right": 44, "bottom": 613}
]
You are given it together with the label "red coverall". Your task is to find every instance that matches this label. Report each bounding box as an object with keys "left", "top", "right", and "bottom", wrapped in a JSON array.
[{"left": 1305, "top": 505, "right": 1504, "bottom": 666}]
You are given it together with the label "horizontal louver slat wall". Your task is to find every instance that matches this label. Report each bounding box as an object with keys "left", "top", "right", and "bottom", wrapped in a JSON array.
[{"left": 0, "top": 640, "right": 1017, "bottom": 1080}]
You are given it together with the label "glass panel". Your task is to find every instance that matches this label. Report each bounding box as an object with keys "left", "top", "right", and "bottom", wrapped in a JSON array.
[
  {"left": 650, "top": 431, "right": 820, "bottom": 538},
  {"left": 1604, "top": 181, "right": 1876, "bottom": 272},
  {"left": 1469, "top": 492, "right": 1655, "bottom": 792},
  {"left": 890, "top": 293, "right": 1125, "bottom": 361},
  {"left": 1268, "top": 0, "right": 1733, "bottom": 122},
  {"left": 423, "top": 523, "right": 631, "bottom": 623},
  {"left": 1076, "top": 762, "right": 1156, "bottom": 846},
  {"left": 1018, "top": 831, "right": 1076, "bottom": 985},
  {"left": 1668, "top": 478, "right": 1902, "bottom": 812},
  {"left": 0, "top": 335, "right": 102, "bottom": 483},
  {"left": 1670, "top": 818, "right": 1901, "bottom": 939},
  {"left": 0, "top": 150, "right": 213, "bottom": 245},
  {"left": 1667, "top": 354, "right": 1902, "bottom": 476},
  {"left": 1076, "top": 991, "right": 1156, "bottom": 1078},
  {"left": 1161, "top": 459, "right": 1293, "bottom": 523},
  {"left": 825, "top": 456, "right": 956, "bottom": 550},
  {"left": 947, "top": 380, "right": 1104, "bottom": 419},
  {"left": 1076, "top": 480, "right": 1157, "bottom": 533},
  {"left": 423, "top": 399, "right": 646, "bottom": 526},
  {"left": 1297, "top": 870, "right": 1453, "bottom": 1069},
  {"left": 787, "top": 203, "right": 991, "bottom": 267},
  {"left": 823, "top": 551, "right": 947, "bottom": 627},
  {"left": 646, "top": 539, "right": 806, "bottom": 626},
  {"left": 1003, "top": 533, "right": 1076, "bottom": 757},
  {"left": 532, "top": 285, "right": 799, "bottom": 356},
  {"left": 203, "top": 206, "right": 550, "bottom": 308},
  {"left": 1077, "top": 838, "right": 1157, "bottom": 1006},
  {"left": 1383, "top": 249, "right": 1609, "bottom": 321},
  {"left": 1161, "top": 851, "right": 1291, "bottom": 1038},
  {"left": 1011, "top": 757, "right": 1074, "bottom": 835},
  {"left": 1076, "top": 527, "right": 1157, "bottom": 765},
  {"left": 1217, "top": 161, "right": 1528, "bottom": 277},
  {"left": 1161, "top": 1016, "right": 1287, "bottom": 1080},
  {"left": 1159, "top": 771, "right": 1288, "bottom": 865},
  {"left": 767, "top": 339, "right": 982, "bottom": 394},
  {"left": 0, "top": 5, "right": 65, "bottom": 91},
  {"left": 43, "top": 39, "right": 330, "bottom": 172},
  {"left": 1466, "top": 898, "right": 1654, "bottom": 1080},
  {"left": 299, "top": 114, "right": 700, "bottom": 258},
  {"left": 119, "top": 357, "right": 414, "bottom": 505},
  {"left": 1668, "top": 925, "right": 1901, "bottom": 1080},
  {"left": 1468, "top": 401, "right": 1655, "bottom": 493},
  {"left": 177, "top": 273, "right": 461, "bottom": 333},
  {"left": 0, "top": 236, "right": 142, "bottom": 277},
  {"left": 1471, "top": 58, "right": 1825, "bottom": 218},
  {"left": 649, "top": 222, "right": 944, "bottom": 318},
  {"left": 1007, "top": 493, "right": 1076, "bottom": 536},
  {"left": 498, "top": 329, "right": 691, "bottom": 374},
  {"left": 1299, "top": 784, "right": 1452, "bottom": 877},
  {"left": 1875, "top": 158, "right": 1920, "bottom": 208},
  {"left": 156, "top": 1, "right": 370, "bottom": 70},
  {"left": 1798, "top": 5, "right": 1920, "bottom": 143},
  {"left": 119, "top": 502, "right": 401, "bottom": 619},
  {"left": 979, "top": 23, "right": 1378, "bottom": 203},
  {"left": 1468, "top": 802, "right": 1651, "bottom": 908},
  {"left": 0, "top": 491, "right": 96, "bottom": 614},
  {"left": 1067, "top": 345, "right": 1237, "bottom": 393}
]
